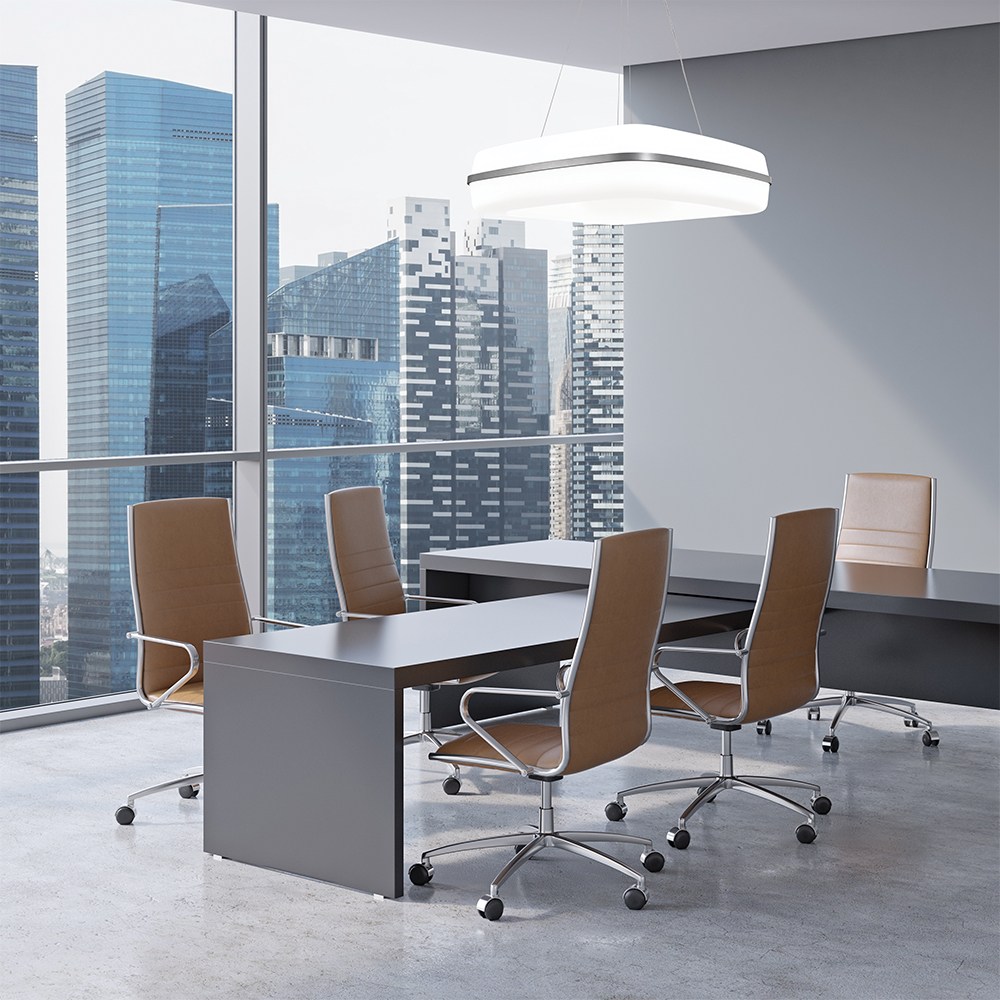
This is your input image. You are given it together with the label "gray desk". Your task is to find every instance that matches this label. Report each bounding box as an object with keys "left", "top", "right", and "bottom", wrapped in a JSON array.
[
  {"left": 422, "top": 540, "right": 1000, "bottom": 710},
  {"left": 203, "top": 588, "right": 753, "bottom": 898}
]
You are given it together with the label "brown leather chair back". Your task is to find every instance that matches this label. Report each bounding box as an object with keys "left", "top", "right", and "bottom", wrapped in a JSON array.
[
  {"left": 325, "top": 487, "right": 406, "bottom": 616},
  {"left": 743, "top": 508, "right": 837, "bottom": 723},
  {"left": 561, "top": 528, "right": 672, "bottom": 775},
  {"left": 129, "top": 497, "right": 251, "bottom": 699},
  {"left": 836, "top": 472, "right": 934, "bottom": 568}
]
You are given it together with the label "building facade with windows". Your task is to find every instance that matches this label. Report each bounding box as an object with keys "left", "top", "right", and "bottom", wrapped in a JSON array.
[
  {"left": 65, "top": 72, "right": 234, "bottom": 698},
  {"left": 0, "top": 65, "right": 39, "bottom": 708},
  {"left": 389, "top": 197, "right": 550, "bottom": 585},
  {"left": 570, "top": 223, "right": 624, "bottom": 540},
  {"left": 264, "top": 240, "right": 400, "bottom": 624}
]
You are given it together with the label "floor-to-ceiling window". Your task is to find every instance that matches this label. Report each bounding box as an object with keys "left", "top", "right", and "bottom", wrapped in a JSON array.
[
  {"left": 0, "top": 0, "right": 234, "bottom": 711},
  {"left": 1, "top": 2, "right": 627, "bottom": 716}
]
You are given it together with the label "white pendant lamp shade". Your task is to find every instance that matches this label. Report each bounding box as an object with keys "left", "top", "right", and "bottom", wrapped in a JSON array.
[{"left": 468, "top": 123, "right": 770, "bottom": 224}]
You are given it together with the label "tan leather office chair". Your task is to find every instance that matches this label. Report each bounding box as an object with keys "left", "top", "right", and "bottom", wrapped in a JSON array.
[
  {"left": 407, "top": 527, "right": 672, "bottom": 920},
  {"left": 116, "top": 497, "right": 302, "bottom": 825},
  {"left": 807, "top": 473, "right": 940, "bottom": 752},
  {"left": 606, "top": 508, "right": 837, "bottom": 849},
  {"left": 325, "top": 486, "right": 489, "bottom": 794}
]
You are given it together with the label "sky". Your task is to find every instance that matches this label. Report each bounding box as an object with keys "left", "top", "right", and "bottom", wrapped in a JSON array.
[{"left": 0, "top": 0, "right": 620, "bottom": 555}]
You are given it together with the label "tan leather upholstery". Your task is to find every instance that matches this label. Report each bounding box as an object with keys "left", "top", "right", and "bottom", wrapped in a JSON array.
[
  {"left": 651, "top": 680, "right": 741, "bottom": 718},
  {"left": 651, "top": 508, "right": 837, "bottom": 725},
  {"left": 433, "top": 723, "right": 563, "bottom": 771},
  {"left": 147, "top": 682, "right": 204, "bottom": 707},
  {"left": 435, "top": 527, "right": 672, "bottom": 776},
  {"left": 836, "top": 473, "right": 933, "bottom": 568},
  {"left": 326, "top": 486, "right": 489, "bottom": 686},
  {"left": 325, "top": 487, "right": 407, "bottom": 616},
  {"left": 131, "top": 497, "right": 251, "bottom": 701}
]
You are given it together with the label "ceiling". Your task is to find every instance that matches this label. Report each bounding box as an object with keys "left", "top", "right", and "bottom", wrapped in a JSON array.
[{"left": 180, "top": 0, "right": 999, "bottom": 71}]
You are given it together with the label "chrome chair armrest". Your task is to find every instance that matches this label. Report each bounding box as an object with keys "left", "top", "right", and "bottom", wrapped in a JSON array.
[
  {"left": 126, "top": 631, "right": 198, "bottom": 709},
  {"left": 652, "top": 644, "right": 747, "bottom": 723},
  {"left": 252, "top": 615, "right": 308, "bottom": 630},
  {"left": 336, "top": 610, "right": 383, "bottom": 620},
  {"left": 556, "top": 660, "right": 573, "bottom": 692},
  {"left": 458, "top": 686, "right": 564, "bottom": 776},
  {"left": 404, "top": 592, "right": 477, "bottom": 607}
]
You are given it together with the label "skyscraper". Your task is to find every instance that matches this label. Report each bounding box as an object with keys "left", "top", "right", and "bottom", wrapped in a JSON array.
[
  {"left": 264, "top": 241, "right": 400, "bottom": 625},
  {"left": 65, "top": 73, "right": 233, "bottom": 698},
  {"left": 388, "top": 198, "right": 550, "bottom": 585},
  {"left": 570, "top": 223, "right": 624, "bottom": 540},
  {"left": 547, "top": 254, "right": 573, "bottom": 539},
  {"left": 0, "top": 65, "right": 40, "bottom": 708}
]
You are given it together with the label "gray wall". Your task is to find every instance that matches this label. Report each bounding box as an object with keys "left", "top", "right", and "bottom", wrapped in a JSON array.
[{"left": 623, "top": 24, "right": 999, "bottom": 572}]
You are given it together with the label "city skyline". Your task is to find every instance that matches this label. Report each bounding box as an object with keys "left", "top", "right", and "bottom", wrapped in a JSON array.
[{"left": 8, "top": 55, "right": 622, "bottom": 710}]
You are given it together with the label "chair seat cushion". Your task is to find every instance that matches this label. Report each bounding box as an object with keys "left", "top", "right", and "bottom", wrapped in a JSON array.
[
  {"left": 441, "top": 673, "right": 495, "bottom": 686},
  {"left": 651, "top": 680, "right": 742, "bottom": 720},
  {"left": 433, "top": 723, "right": 563, "bottom": 771},
  {"left": 148, "top": 681, "right": 204, "bottom": 707}
]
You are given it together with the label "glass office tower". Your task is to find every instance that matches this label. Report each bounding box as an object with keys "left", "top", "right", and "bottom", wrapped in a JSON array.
[
  {"left": 0, "top": 65, "right": 40, "bottom": 708},
  {"left": 265, "top": 241, "right": 400, "bottom": 625},
  {"left": 570, "top": 223, "right": 624, "bottom": 540},
  {"left": 65, "top": 72, "right": 233, "bottom": 698},
  {"left": 389, "top": 198, "right": 550, "bottom": 585}
]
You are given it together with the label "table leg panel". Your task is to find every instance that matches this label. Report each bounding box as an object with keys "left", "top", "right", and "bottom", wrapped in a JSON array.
[{"left": 204, "top": 660, "right": 403, "bottom": 898}]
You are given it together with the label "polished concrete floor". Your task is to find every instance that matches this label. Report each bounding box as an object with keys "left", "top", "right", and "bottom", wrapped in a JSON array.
[{"left": 2, "top": 684, "right": 997, "bottom": 1000}]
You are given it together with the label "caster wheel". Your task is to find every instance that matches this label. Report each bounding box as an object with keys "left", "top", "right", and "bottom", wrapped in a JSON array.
[
  {"left": 408, "top": 862, "right": 433, "bottom": 886},
  {"left": 178, "top": 784, "right": 199, "bottom": 799},
  {"left": 822, "top": 734, "right": 839, "bottom": 753},
  {"left": 807, "top": 707, "right": 821, "bottom": 721},
  {"left": 756, "top": 719, "right": 772, "bottom": 736},
  {"left": 115, "top": 805, "right": 135, "bottom": 826},
  {"left": 442, "top": 775, "right": 461, "bottom": 795},
  {"left": 477, "top": 895, "right": 504, "bottom": 920},
  {"left": 605, "top": 801, "right": 626, "bottom": 822},
  {"left": 641, "top": 850, "right": 664, "bottom": 873},
  {"left": 811, "top": 795, "right": 832, "bottom": 815},
  {"left": 666, "top": 827, "right": 690, "bottom": 850},
  {"left": 513, "top": 844, "right": 526, "bottom": 855},
  {"left": 922, "top": 729, "right": 940, "bottom": 747},
  {"left": 795, "top": 824, "right": 817, "bottom": 844},
  {"left": 904, "top": 719, "right": 918, "bottom": 728},
  {"left": 623, "top": 886, "right": 648, "bottom": 910}
]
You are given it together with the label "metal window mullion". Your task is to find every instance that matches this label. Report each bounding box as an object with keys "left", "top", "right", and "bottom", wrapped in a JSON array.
[{"left": 233, "top": 11, "right": 267, "bottom": 619}]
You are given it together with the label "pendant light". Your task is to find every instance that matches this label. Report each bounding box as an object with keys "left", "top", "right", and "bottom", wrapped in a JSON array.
[
  {"left": 468, "top": 123, "right": 770, "bottom": 224},
  {"left": 468, "top": 3, "right": 770, "bottom": 225}
]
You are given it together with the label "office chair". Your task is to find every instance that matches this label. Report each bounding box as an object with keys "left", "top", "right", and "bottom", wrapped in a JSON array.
[
  {"left": 606, "top": 508, "right": 836, "bottom": 849},
  {"left": 407, "top": 527, "right": 672, "bottom": 920},
  {"left": 806, "top": 472, "right": 940, "bottom": 751},
  {"left": 325, "top": 486, "right": 490, "bottom": 794},
  {"left": 115, "top": 497, "right": 303, "bottom": 825}
]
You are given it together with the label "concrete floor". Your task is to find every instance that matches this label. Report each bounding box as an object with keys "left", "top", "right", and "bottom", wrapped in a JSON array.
[{"left": 2, "top": 685, "right": 997, "bottom": 1000}]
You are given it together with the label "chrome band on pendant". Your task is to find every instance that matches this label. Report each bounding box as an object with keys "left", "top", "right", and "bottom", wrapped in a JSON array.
[{"left": 468, "top": 151, "right": 772, "bottom": 186}]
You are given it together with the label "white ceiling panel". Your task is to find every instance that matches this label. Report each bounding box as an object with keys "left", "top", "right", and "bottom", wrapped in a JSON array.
[{"left": 179, "top": 0, "right": 999, "bottom": 70}]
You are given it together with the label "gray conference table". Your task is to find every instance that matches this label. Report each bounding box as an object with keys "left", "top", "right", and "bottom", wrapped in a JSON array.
[
  {"left": 203, "top": 587, "right": 753, "bottom": 899},
  {"left": 421, "top": 539, "right": 1000, "bottom": 711}
]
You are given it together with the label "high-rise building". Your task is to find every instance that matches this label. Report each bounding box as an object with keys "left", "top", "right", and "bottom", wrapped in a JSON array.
[
  {"left": 547, "top": 254, "right": 573, "bottom": 539},
  {"left": 570, "top": 224, "right": 624, "bottom": 540},
  {"left": 0, "top": 65, "right": 40, "bottom": 708},
  {"left": 264, "top": 241, "right": 400, "bottom": 625},
  {"left": 65, "top": 73, "right": 233, "bottom": 698},
  {"left": 388, "top": 198, "right": 550, "bottom": 585}
]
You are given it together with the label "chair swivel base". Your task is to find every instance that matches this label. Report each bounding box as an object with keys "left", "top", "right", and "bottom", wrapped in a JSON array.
[
  {"left": 408, "top": 779, "right": 662, "bottom": 919},
  {"left": 606, "top": 727, "right": 831, "bottom": 847},
  {"left": 405, "top": 686, "right": 464, "bottom": 794},
  {"left": 115, "top": 766, "right": 204, "bottom": 825},
  {"left": 806, "top": 691, "right": 939, "bottom": 751}
]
